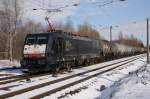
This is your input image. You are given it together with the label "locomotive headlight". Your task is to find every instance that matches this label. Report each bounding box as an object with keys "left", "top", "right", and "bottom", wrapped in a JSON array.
[{"left": 24, "top": 54, "right": 28, "bottom": 57}]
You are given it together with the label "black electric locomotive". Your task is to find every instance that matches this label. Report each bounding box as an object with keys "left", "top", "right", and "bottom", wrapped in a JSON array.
[{"left": 21, "top": 30, "right": 102, "bottom": 73}]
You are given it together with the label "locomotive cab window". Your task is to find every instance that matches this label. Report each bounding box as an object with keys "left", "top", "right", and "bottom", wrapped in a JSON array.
[
  {"left": 25, "top": 35, "right": 48, "bottom": 45},
  {"left": 37, "top": 36, "right": 48, "bottom": 44},
  {"left": 26, "top": 37, "right": 36, "bottom": 45}
]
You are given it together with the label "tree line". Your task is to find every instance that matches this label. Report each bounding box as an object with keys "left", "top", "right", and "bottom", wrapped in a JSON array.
[{"left": 117, "top": 32, "right": 144, "bottom": 47}]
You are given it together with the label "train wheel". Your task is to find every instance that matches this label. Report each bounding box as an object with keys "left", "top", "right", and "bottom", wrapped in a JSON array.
[
  {"left": 53, "top": 64, "right": 60, "bottom": 73},
  {"left": 55, "top": 67, "right": 60, "bottom": 72},
  {"left": 67, "top": 64, "right": 72, "bottom": 72},
  {"left": 85, "top": 59, "right": 90, "bottom": 66},
  {"left": 89, "top": 59, "right": 93, "bottom": 65},
  {"left": 56, "top": 63, "right": 61, "bottom": 72}
]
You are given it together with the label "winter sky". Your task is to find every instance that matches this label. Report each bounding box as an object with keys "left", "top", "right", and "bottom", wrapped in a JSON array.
[{"left": 24, "top": 0, "right": 150, "bottom": 45}]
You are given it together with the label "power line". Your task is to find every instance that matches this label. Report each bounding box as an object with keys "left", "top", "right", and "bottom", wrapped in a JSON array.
[
  {"left": 88, "top": 0, "right": 128, "bottom": 36},
  {"left": 26, "top": 0, "right": 50, "bottom": 9},
  {"left": 26, "top": 1, "right": 43, "bottom": 7},
  {"left": 91, "top": 0, "right": 125, "bottom": 8},
  {"left": 35, "top": 0, "right": 50, "bottom": 8}
]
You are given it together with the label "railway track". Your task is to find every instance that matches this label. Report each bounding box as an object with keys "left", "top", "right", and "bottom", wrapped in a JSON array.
[
  {"left": 0, "top": 54, "right": 144, "bottom": 86},
  {"left": 0, "top": 54, "right": 144, "bottom": 99},
  {"left": 0, "top": 72, "right": 52, "bottom": 85}
]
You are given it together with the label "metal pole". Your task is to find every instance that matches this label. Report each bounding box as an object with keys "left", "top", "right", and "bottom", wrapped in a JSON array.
[
  {"left": 147, "top": 18, "right": 149, "bottom": 64},
  {"left": 110, "top": 26, "right": 112, "bottom": 42}
]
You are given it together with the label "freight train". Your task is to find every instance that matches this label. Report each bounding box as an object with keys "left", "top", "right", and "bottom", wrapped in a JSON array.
[{"left": 20, "top": 30, "right": 145, "bottom": 73}]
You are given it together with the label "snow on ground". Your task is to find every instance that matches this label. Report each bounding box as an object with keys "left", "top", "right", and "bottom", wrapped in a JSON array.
[
  {"left": 0, "top": 55, "right": 142, "bottom": 91},
  {"left": 0, "top": 60, "right": 22, "bottom": 77},
  {"left": 0, "top": 54, "right": 147, "bottom": 99},
  {"left": 110, "top": 64, "right": 150, "bottom": 99},
  {"left": 0, "top": 55, "right": 140, "bottom": 96},
  {"left": 9, "top": 59, "right": 135, "bottom": 99},
  {"left": 43, "top": 56, "right": 146, "bottom": 99}
]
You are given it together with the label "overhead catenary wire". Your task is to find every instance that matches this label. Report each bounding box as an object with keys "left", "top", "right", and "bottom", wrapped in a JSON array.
[
  {"left": 26, "top": 0, "right": 124, "bottom": 30},
  {"left": 87, "top": 0, "right": 129, "bottom": 40},
  {"left": 91, "top": 0, "right": 125, "bottom": 8},
  {"left": 25, "top": 0, "right": 50, "bottom": 9}
]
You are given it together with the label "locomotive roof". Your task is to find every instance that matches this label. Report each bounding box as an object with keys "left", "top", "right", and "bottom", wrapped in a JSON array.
[{"left": 27, "top": 32, "right": 98, "bottom": 42}]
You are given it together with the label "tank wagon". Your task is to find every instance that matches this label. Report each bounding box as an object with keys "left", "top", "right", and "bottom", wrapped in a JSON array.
[
  {"left": 101, "top": 40, "right": 111, "bottom": 57},
  {"left": 111, "top": 43, "right": 135, "bottom": 57},
  {"left": 101, "top": 40, "right": 145, "bottom": 58},
  {"left": 21, "top": 31, "right": 102, "bottom": 73}
]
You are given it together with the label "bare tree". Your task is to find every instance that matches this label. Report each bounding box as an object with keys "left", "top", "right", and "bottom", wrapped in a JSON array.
[
  {"left": 0, "top": 7, "right": 13, "bottom": 59},
  {"left": 118, "top": 34, "right": 144, "bottom": 47},
  {"left": 24, "top": 20, "right": 45, "bottom": 33},
  {"left": 0, "top": 0, "right": 23, "bottom": 61},
  {"left": 53, "top": 21, "right": 64, "bottom": 30},
  {"left": 78, "top": 22, "right": 101, "bottom": 39},
  {"left": 63, "top": 18, "right": 75, "bottom": 32}
]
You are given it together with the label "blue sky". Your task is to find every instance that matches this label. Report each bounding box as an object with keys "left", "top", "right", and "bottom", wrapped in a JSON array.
[
  {"left": 71, "top": 0, "right": 150, "bottom": 28},
  {"left": 25, "top": 0, "right": 150, "bottom": 45}
]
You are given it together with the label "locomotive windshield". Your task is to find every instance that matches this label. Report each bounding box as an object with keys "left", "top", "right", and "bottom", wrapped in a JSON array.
[
  {"left": 25, "top": 35, "right": 48, "bottom": 45},
  {"left": 23, "top": 34, "right": 49, "bottom": 55},
  {"left": 37, "top": 36, "right": 48, "bottom": 44},
  {"left": 26, "top": 37, "right": 36, "bottom": 45}
]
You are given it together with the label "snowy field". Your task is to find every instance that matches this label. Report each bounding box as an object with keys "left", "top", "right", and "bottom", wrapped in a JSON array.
[
  {"left": 47, "top": 55, "right": 146, "bottom": 99},
  {"left": 0, "top": 54, "right": 148, "bottom": 99},
  {"left": 111, "top": 64, "right": 150, "bottom": 99},
  {"left": 0, "top": 60, "right": 22, "bottom": 77}
]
